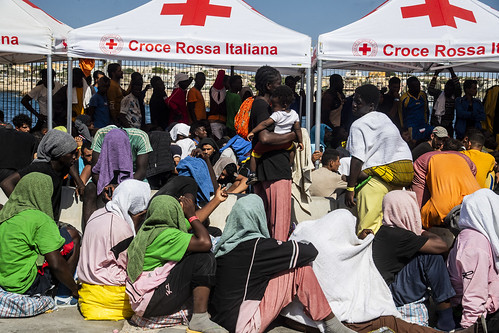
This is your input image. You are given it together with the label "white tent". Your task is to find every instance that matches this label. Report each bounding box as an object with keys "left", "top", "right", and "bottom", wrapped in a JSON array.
[{"left": 313, "top": 0, "right": 499, "bottom": 148}]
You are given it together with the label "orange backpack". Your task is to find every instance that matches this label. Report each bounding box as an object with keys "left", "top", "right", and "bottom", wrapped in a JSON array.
[{"left": 234, "top": 97, "right": 254, "bottom": 139}]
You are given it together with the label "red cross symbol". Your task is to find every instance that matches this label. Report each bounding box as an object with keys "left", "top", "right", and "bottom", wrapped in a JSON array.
[
  {"left": 105, "top": 39, "right": 118, "bottom": 49},
  {"left": 358, "top": 43, "right": 372, "bottom": 55},
  {"left": 401, "top": 0, "right": 476, "bottom": 28},
  {"left": 161, "top": 0, "right": 232, "bottom": 26}
]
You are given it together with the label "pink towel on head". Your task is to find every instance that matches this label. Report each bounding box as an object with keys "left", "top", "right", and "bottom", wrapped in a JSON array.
[{"left": 382, "top": 190, "right": 423, "bottom": 235}]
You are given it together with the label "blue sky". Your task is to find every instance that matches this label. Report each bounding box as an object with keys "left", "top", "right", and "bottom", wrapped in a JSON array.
[{"left": 31, "top": 0, "right": 499, "bottom": 42}]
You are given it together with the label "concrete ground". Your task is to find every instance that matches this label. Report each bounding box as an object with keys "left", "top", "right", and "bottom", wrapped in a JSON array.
[{"left": 0, "top": 307, "right": 299, "bottom": 333}]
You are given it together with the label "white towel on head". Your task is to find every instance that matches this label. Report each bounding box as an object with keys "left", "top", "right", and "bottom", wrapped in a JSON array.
[
  {"left": 282, "top": 209, "right": 399, "bottom": 328},
  {"left": 176, "top": 138, "right": 196, "bottom": 159},
  {"left": 346, "top": 111, "right": 412, "bottom": 170},
  {"left": 459, "top": 188, "right": 499, "bottom": 271},
  {"left": 170, "top": 123, "right": 191, "bottom": 141},
  {"left": 105, "top": 179, "right": 151, "bottom": 236}
]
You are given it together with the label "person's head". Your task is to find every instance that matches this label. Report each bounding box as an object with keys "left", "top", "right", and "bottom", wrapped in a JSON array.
[
  {"left": 463, "top": 129, "right": 485, "bottom": 150},
  {"left": 463, "top": 79, "right": 478, "bottom": 97},
  {"left": 107, "top": 63, "right": 123, "bottom": 81},
  {"left": 270, "top": 85, "right": 294, "bottom": 112},
  {"left": 400, "top": 127, "right": 411, "bottom": 143},
  {"left": 72, "top": 68, "right": 85, "bottom": 88},
  {"left": 442, "top": 138, "right": 464, "bottom": 151},
  {"left": 388, "top": 76, "right": 401, "bottom": 95},
  {"left": 201, "top": 141, "right": 216, "bottom": 157},
  {"left": 430, "top": 126, "right": 449, "bottom": 150},
  {"left": 321, "top": 149, "right": 341, "bottom": 172},
  {"left": 352, "top": 84, "right": 380, "bottom": 117},
  {"left": 406, "top": 76, "right": 421, "bottom": 96},
  {"left": 81, "top": 140, "right": 93, "bottom": 164},
  {"left": 229, "top": 75, "right": 242, "bottom": 93},
  {"left": 36, "top": 129, "right": 78, "bottom": 169},
  {"left": 284, "top": 75, "right": 300, "bottom": 91},
  {"left": 218, "top": 163, "right": 237, "bottom": 186},
  {"left": 194, "top": 72, "right": 206, "bottom": 89},
  {"left": 130, "top": 78, "right": 143, "bottom": 97},
  {"left": 174, "top": 73, "right": 193, "bottom": 90},
  {"left": 223, "top": 75, "right": 230, "bottom": 90},
  {"left": 150, "top": 76, "right": 165, "bottom": 92},
  {"left": 190, "top": 121, "right": 208, "bottom": 140},
  {"left": 255, "top": 66, "right": 281, "bottom": 96},
  {"left": 12, "top": 114, "right": 32, "bottom": 132},
  {"left": 170, "top": 123, "right": 191, "bottom": 141},
  {"left": 329, "top": 74, "right": 344, "bottom": 92},
  {"left": 130, "top": 72, "right": 143, "bottom": 86},
  {"left": 444, "top": 79, "right": 457, "bottom": 98},
  {"left": 382, "top": 190, "right": 422, "bottom": 235},
  {"left": 92, "top": 70, "right": 105, "bottom": 86},
  {"left": 240, "top": 86, "right": 253, "bottom": 101},
  {"left": 97, "top": 76, "right": 110, "bottom": 95},
  {"left": 40, "top": 68, "right": 56, "bottom": 87}
]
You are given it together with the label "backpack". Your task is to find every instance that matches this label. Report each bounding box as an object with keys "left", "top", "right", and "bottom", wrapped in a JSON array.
[{"left": 234, "top": 97, "right": 254, "bottom": 139}]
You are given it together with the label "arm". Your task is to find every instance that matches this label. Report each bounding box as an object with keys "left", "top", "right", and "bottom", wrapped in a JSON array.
[
  {"left": 0, "top": 172, "right": 21, "bottom": 197},
  {"left": 180, "top": 196, "right": 212, "bottom": 252},
  {"left": 134, "top": 153, "right": 149, "bottom": 181},
  {"left": 227, "top": 174, "right": 249, "bottom": 194},
  {"left": 21, "top": 94, "right": 43, "bottom": 119},
  {"left": 428, "top": 71, "right": 441, "bottom": 98},
  {"left": 448, "top": 68, "right": 462, "bottom": 98},
  {"left": 473, "top": 100, "right": 486, "bottom": 122},
  {"left": 258, "top": 129, "right": 296, "bottom": 145},
  {"left": 203, "top": 154, "right": 218, "bottom": 192},
  {"left": 419, "top": 230, "right": 449, "bottom": 254},
  {"left": 195, "top": 185, "right": 228, "bottom": 224},
  {"left": 293, "top": 122, "right": 303, "bottom": 150},
  {"left": 69, "top": 164, "right": 86, "bottom": 198},
  {"left": 456, "top": 98, "right": 473, "bottom": 119},
  {"left": 64, "top": 227, "right": 81, "bottom": 275},
  {"left": 187, "top": 102, "right": 197, "bottom": 122},
  {"left": 79, "top": 165, "right": 92, "bottom": 184},
  {"left": 44, "top": 250, "right": 79, "bottom": 298},
  {"left": 247, "top": 117, "right": 275, "bottom": 141},
  {"left": 345, "top": 156, "right": 363, "bottom": 208}
]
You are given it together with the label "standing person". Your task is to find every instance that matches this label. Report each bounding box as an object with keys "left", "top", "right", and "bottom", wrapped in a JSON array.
[
  {"left": 87, "top": 76, "right": 111, "bottom": 129},
  {"left": 21, "top": 69, "right": 63, "bottom": 131},
  {"left": 167, "top": 73, "right": 192, "bottom": 125},
  {"left": 285, "top": 75, "right": 306, "bottom": 118},
  {"left": 225, "top": 75, "right": 243, "bottom": 136},
  {"left": 399, "top": 76, "right": 431, "bottom": 141},
  {"left": 378, "top": 77, "right": 401, "bottom": 127},
  {"left": 209, "top": 70, "right": 228, "bottom": 140},
  {"left": 345, "top": 84, "right": 413, "bottom": 234},
  {"left": 455, "top": 80, "right": 485, "bottom": 140},
  {"left": 249, "top": 66, "right": 297, "bottom": 241},
  {"left": 106, "top": 63, "right": 125, "bottom": 125},
  {"left": 149, "top": 76, "right": 169, "bottom": 129},
  {"left": 321, "top": 74, "right": 345, "bottom": 128},
  {"left": 187, "top": 72, "right": 207, "bottom": 123},
  {"left": 91, "top": 70, "right": 105, "bottom": 94},
  {"left": 119, "top": 79, "right": 143, "bottom": 129},
  {"left": 428, "top": 68, "right": 461, "bottom": 138}
]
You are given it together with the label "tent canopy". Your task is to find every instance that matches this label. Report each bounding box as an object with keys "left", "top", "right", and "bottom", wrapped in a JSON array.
[
  {"left": 0, "top": 0, "right": 71, "bottom": 64},
  {"left": 317, "top": 0, "right": 499, "bottom": 72},
  {"left": 68, "top": 0, "right": 311, "bottom": 70}
]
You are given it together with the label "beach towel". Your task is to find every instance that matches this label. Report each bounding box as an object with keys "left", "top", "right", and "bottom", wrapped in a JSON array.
[
  {"left": 291, "top": 128, "right": 313, "bottom": 214},
  {"left": 177, "top": 156, "right": 214, "bottom": 203}
]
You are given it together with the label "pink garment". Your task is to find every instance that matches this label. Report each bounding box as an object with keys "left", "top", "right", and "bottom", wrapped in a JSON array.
[
  {"left": 382, "top": 190, "right": 423, "bottom": 235},
  {"left": 125, "top": 262, "right": 177, "bottom": 317},
  {"left": 254, "top": 179, "right": 292, "bottom": 242},
  {"left": 77, "top": 208, "right": 133, "bottom": 286},
  {"left": 236, "top": 266, "right": 332, "bottom": 333},
  {"left": 447, "top": 229, "right": 499, "bottom": 328},
  {"left": 412, "top": 151, "right": 476, "bottom": 208}
]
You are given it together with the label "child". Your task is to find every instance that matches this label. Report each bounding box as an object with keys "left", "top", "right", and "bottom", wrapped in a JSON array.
[
  {"left": 246, "top": 85, "right": 303, "bottom": 185},
  {"left": 87, "top": 76, "right": 111, "bottom": 129}
]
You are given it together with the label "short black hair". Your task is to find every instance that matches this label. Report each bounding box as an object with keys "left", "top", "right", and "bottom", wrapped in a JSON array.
[
  {"left": 229, "top": 75, "right": 242, "bottom": 86},
  {"left": 407, "top": 76, "right": 420, "bottom": 85},
  {"left": 322, "top": 148, "right": 340, "bottom": 165},
  {"left": 389, "top": 77, "right": 401, "bottom": 85},
  {"left": 190, "top": 121, "right": 206, "bottom": 137},
  {"left": 98, "top": 75, "right": 110, "bottom": 86},
  {"left": 92, "top": 70, "right": 104, "bottom": 81},
  {"left": 355, "top": 84, "right": 380, "bottom": 108},
  {"left": 271, "top": 85, "right": 294, "bottom": 108},
  {"left": 255, "top": 66, "right": 281, "bottom": 95},
  {"left": 81, "top": 140, "right": 92, "bottom": 152},
  {"left": 443, "top": 138, "right": 464, "bottom": 151},
  {"left": 40, "top": 69, "right": 56, "bottom": 77},
  {"left": 12, "top": 114, "right": 32, "bottom": 128},
  {"left": 463, "top": 79, "right": 478, "bottom": 90},
  {"left": 150, "top": 76, "right": 162, "bottom": 87},
  {"left": 467, "top": 130, "right": 485, "bottom": 147},
  {"left": 107, "top": 63, "right": 121, "bottom": 77},
  {"left": 329, "top": 74, "right": 343, "bottom": 87}
]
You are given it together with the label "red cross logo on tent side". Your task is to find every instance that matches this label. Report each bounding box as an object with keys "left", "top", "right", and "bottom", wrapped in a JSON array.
[
  {"left": 401, "top": 0, "right": 476, "bottom": 28},
  {"left": 99, "top": 35, "right": 123, "bottom": 55},
  {"left": 161, "top": 0, "right": 232, "bottom": 26},
  {"left": 352, "top": 39, "right": 378, "bottom": 57}
]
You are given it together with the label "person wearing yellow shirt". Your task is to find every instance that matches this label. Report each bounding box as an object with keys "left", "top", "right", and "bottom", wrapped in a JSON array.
[{"left": 462, "top": 130, "right": 495, "bottom": 188}]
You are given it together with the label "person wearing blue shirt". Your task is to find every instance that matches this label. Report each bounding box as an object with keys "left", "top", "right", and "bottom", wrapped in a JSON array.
[
  {"left": 455, "top": 80, "right": 485, "bottom": 139},
  {"left": 88, "top": 76, "right": 111, "bottom": 129}
]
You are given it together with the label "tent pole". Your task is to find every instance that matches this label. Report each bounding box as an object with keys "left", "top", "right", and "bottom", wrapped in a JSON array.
[
  {"left": 230, "top": 66, "right": 234, "bottom": 77},
  {"left": 315, "top": 59, "right": 323, "bottom": 165},
  {"left": 67, "top": 57, "right": 73, "bottom": 133},
  {"left": 305, "top": 66, "right": 311, "bottom": 134},
  {"left": 47, "top": 54, "right": 53, "bottom": 131}
]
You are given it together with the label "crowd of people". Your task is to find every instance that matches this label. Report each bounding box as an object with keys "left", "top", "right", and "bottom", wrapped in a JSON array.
[{"left": 0, "top": 63, "right": 499, "bottom": 333}]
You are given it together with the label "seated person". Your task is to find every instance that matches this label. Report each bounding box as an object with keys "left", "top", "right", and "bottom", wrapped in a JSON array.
[
  {"left": 125, "top": 195, "right": 227, "bottom": 333},
  {"left": 77, "top": 179, "right": 151, "bottom": 320},
  {"left": 461, "top": 130, "right": 495, "bottom": 188},
  {"left": 211, "top": 195, "right": 355, "bottom": 333},
  {"left": 214, "top": 158, "right": 248, "bottom": 194},
  {"left": 246, "top": 85, "right": 303, "bottom": 185},
  {"left": 309, "top": 148, "right": 347, "bottom": 198},
  {"left": 78, "top": 140, "right": 93, "bottom": 185},
  {"left": 0, "top": 173, "right": 79, "bottom": 316},
  {"left": 0, "top": 124, "right": 36, "bottom": 183},
  {"left": 411, "top": 126, "right": 448, "bottom": 161},
  {"left": 371, "top": 191, "right": 456, "bottom": 331},
  {"left": 283, "top": 208, "right": 479, "bottom": 333},
  {"left": 447, "top": 189, "right": 499, "bottom": 330}
]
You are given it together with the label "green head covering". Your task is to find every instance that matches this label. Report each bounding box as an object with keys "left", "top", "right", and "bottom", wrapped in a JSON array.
[
  {"left": 0, "top": 172, "right": 54, "bottom": 224},
  {"left": 214, "top": 194, "right": 270, "bottom": 258},
  {"left": 127, "top": 195, "right": 186, "bottom": 283}
]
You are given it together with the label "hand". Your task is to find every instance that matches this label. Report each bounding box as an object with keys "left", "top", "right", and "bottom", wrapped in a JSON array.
[
  {"left": 179, "top": 195, "right": 197, "bottom": 218},
  {"left": 144, "top": 84, "right": 152, "bottom": 91},
  {"left": 247, "top": 132, "right": 254, "bottom": 141},
  {"left": 299, "top": 88, "right": 305, "bottom": 97},
  {"left": 434, "top": 68, "right": 443, "bottom": 75},
  {"left": 358, "top": 229, "right": 373, "bottom": 240},
  {"left": 103, "top": 184, "right": 116, "bottom": 201},
  {"left": 75, "top": 183, "right": 85, "bottom": 199},
  {"left": 214, "top": 184, "right": 228, "bottom": 202},
  {"left": 380, "top": 87, "right": 388, "bottom": 94},
  {"left": 311, "top": 150, "right": 322, "bottom": 164},
  {"left": 190, "top": 148, "right": 203, "bottom": 158},
  {"left": 345, "top": 190, "right": 356, "bottom": 208},
  {"left": 72, "top": 288, "right": 79, "bottom": 299},
  {"left": 297, "top": 143, "right": 304, "bottom": 151},
  {"left": 74, "top": 136, "right": 83, "bottom": 148}
]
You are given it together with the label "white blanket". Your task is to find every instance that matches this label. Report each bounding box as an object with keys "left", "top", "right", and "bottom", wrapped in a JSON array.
[
  {"left": 281, "top": 209, "right": 399, "bottom": 328},
  {"left": 346, "top": 111, "right": 412, "bottom": 170},
  {"left": 459, "top": 188, "right": 499, "bottom": 271}
]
